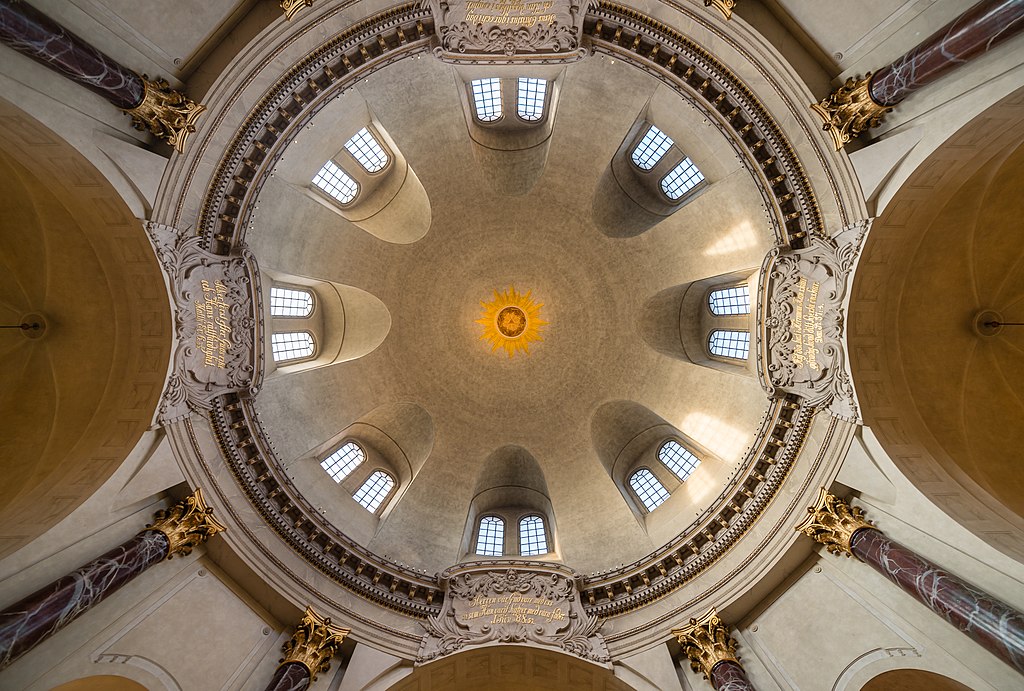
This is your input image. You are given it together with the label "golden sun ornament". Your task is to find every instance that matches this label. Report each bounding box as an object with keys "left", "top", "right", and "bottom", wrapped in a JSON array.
[{"left": 476, "top": 286, "right": 547, "bottom": 358}]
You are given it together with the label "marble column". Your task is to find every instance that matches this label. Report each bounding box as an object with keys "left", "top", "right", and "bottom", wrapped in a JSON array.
[
  {"left": 674, "top": 608, "right": 757, "bottom": 691},
  {"left": 0, "top": 0, "right": 204, "bottom": 152},
  {"left": 811, "top": 0, "right": 1024, "bottom": 149},
  {"left": 797, "top": 489, "right": 1024, "bottom": 675},
  {"left": 0, "top": 490, "right": 225, "bottom": 671},
  {"left": 265, "top": 607, "right": 349, "bottom": 691}
]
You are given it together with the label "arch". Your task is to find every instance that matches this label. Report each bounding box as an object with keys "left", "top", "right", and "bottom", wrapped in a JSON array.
[
  {"left": 0, "top": 98, "right": 171, "bottom": 558},
  {"left": 384, "top": 646, "right": 637, "bottom": 690},
  {"left": 848, "top": 87, "right": 1024, "bottom": 559},
  {"left": 462, "top": 445, "right": 557, "bottom": 559},
  {"left": 51, "top": 677, "right": 149, "bottom": 691},
  {"left": 860, "top": 669, "right": 973, "bottom": 691}
]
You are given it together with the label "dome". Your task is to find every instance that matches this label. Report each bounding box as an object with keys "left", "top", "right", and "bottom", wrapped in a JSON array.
[{"left": 2, "top": 1, "right": 1023, "bottom": 690}]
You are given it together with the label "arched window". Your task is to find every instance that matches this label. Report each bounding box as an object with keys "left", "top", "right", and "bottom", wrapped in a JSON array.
[
  {"left": 312, "top": 160, "right": 359, "bottom": 204},
  {"left": 344, "top": 127, "right": 389, "bottom": 173},
  {"left": 631, "top": 125, "right": 673, "bottom": 170},
  {"left": 475, "top": 515, "right": 505, "bottom": 556},
  {"left": 709, "top": 329, "right": 750, "bottom": 360},
  {"left": 629, "top": 468, "right": 670, "bottom": 512},
  {"left": 516, "top": 77, "right": 547, "bottom": 121},
  {"left": 353, "top": 470, "right": 395, "bottom": 512},
  {"left": 658, "top": 440, "right": 701, "bottom": 482},
  {"left": 320, "top": 441, "right": 365, "bottom": 483},
  {"left": 519, "top": 515, "right": 548, "bottom": 556},
  {"left": 270, "top": 287, "right": 314, "bottom": 317},
  {"left": 660, "top": 157, "right": 704, "bottom": 200},
  {"left": 708, "top": 286, "right": 750, "bottom": 315},
  {"left": 471, "top": 78, "right": 502, "bottom": 122},
  {"left": 271, "top": 331, "right": 315, "bottom": 363}
]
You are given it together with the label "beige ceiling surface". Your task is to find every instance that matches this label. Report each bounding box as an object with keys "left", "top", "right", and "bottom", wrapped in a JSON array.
[{"left": 249, "top": 55, "right": 774, "bottom": 573}]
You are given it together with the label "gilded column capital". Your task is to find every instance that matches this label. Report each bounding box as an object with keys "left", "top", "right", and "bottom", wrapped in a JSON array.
[
  {"left": 672, "top": 608, "right": 740, "bottom": 679},
  {"left": 704, "top": 0, "right": 735, "bottom": 20},
  {"left": 146, "top": 488, "right": 227, "bottom": 557},
  {"left": 281, "top": 0, "right": 314, "bottom": 21},
  {"left": 795, "top": 487, "right": 876, "bottom": 557},
  {"left": 122, "top": 75, "right": 205, "bottom": 154},
  {"left": 281, "top": 607, "right": 350, "bottom": 680},
  {"left": 810, "top": 73, "right": 891, "bottom": 151}
]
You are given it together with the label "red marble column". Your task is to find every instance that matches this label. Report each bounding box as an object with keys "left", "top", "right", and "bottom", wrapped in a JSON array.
[
  {"left": 869, "top": 0, "right": 1024, "bottom": 106},
  {"left": 264, "top": 662, "right": 312, "bottom": 691},
  {"left": 0, "top": 531, "right": 169, "bottom": 669},
  {"left": 709, "top": 659, "right": 758, "bottom": 690},
  {"left": 0, "top": 0, "right": 145, "bottom": 109},
  {"left": 850, "top": 527, "right": 1024, "bottom": 675}
]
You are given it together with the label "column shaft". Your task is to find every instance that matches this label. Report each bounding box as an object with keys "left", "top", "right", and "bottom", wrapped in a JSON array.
[
  {"left": 869, "top": 0, "right": 1024, "bottom": 106},
  {"left": 264, "top": 662, "right": 312, "bottom": 691},
  {"left": 0, "top": 530, "right": 169, "bottom": 669},
  {"left": 0, "top": 0, "right": 144, "bottom": 109},
  {"left": 709, "top": 659, "right": 757, "bottom": 690},
  {"left": 851, "top": 527, "right": 1024, "bottom": 674}
]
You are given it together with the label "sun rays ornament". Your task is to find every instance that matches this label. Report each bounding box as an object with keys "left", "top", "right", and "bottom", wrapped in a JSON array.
[{"left": 476, "top": 286, "right": 547, "bottom": 358}]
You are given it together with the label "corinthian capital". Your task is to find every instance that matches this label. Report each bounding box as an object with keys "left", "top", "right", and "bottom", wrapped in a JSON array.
[
  {"left": 795, "top": 488, "right": 876, "bottom": 557},
  {"left": 281, "top": 0, "right": 314, "bottom": 20},
  {"left": 123, "top": 75, "right": 205, "bottom": 153},
  {"left": 810, "top": 73, "right": 891, "bottom": 151},
  {"left": 281, "top": 607, "right": 350, "bottom": 680},
  {"left": 147, "top": 488, "right": 226, "bottom": 557},
  {"left": 673, "top": 608, "right": 740, "bottom": 679}
]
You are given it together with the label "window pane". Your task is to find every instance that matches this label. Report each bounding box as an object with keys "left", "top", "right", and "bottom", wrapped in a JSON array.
[
  {"left": 475, "top": 516, "right": 505, "bottom": 556},
  {"left": 658, "top": 440, "right": 701, "bottom": 482},
  {"left": 344, "top": 127, "right": 389, "bottom": 173},
  {"left": 516, "top": 77, "right": 547, "bottom": 122},
  {"left": 270, "top": 287, "right": 314, "bottom": 317},
  {"left": 661, "top": 157, "right": 705, "bottom": 200},
  {"left": 271, "top": 331, "right": 314, "bottom": 362},
  {"left": 519, "top": 515, "right": 548, "bottom": 556},
  {"left": 353, "top": 471, "right": 394, "bottom": 512},
  {"left": 708, "top": 286, "right": 750, "bottom": 316},
  {"left": 471, "top": 78, "right": 502, "bottom": 122},
  {"left": 631, "top": 125, "right": 674, "bottom": 170},
  {"left": 709, "top": 330, "right": 750, "bottom": 360},
  {"left": 629, "top": 469, "right": 670, "bottom": 512},
  {"left": 311, "top": 160, "right": 358, "bottom": 204},
  {"left": 320, "top": 441, "right": 365, "bottom": 483}
]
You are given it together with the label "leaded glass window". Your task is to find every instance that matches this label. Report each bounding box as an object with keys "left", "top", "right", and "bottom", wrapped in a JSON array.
[
  {"left": 661, "top": 157, "right": 704, "bottom": 200},
  {"left": 271, "top": 331, "right": 315, "bottom": 363},
  {"left": 516, "top": 77, "right": 547, "bottom": 121},
  {"left": 658, "top": 440, "right": 701, "bottom": 482},
  {"left": 344, "top": 127, "right": 389, "bottom": 173},
  {"left": 708, "top": 286, "right": 750, "bottom": 316},
  {"left": 709, "top": 330, "right": 750, "bottom": 360},
  {"left": 311, "top": 160, "right": 358, "bottom": 204},
  {"left": 320, "top": 441, "right": 365, "bottom": 483},
  {"left": 631, "top": 125, "right": 674, "bottom": 170},
  {"left": 353, "top": 470, "right": 394, "bottom": 512},
  {"left": 471, "top": 78, "right": 502, "bottom": 122},
  {"left": 519, "top": 515, "right": 548, "bottom": 556},
  {"left": 629, "top": 468, "right": 670, "bottom": 512},
  {"left": 270, "top": 287, "right": 314, "bottom": 318},
  {"left": 475, "top": 516, "right": 504, "bottom": 556}
]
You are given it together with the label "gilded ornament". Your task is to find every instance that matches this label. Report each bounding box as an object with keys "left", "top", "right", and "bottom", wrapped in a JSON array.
[
  {"left": 281, "top": 0, "right": 314, "bottom": 21},
  {"left": 281, "top": 607, "right": 350, "bottom": 680},
  {"left": 672, "top": 608, "right": 740, "bottom": 679},
  {"left": 810, "top": 73, "right": 891, "bottom": 150},
  {"left": 704, "top": 0, "right": 735, "bottom": 20},
  {"left": 123, "top": 76, "right": 205, "bottom": 154},
  {"left": 146, "top": 488, "right": 227, "bottom": 557},
  {"left": 795, "top": 487, "right": 876, "bottom": 557},
  {"left": 476, "top": 286, "right": 548, "bottom": 357}
]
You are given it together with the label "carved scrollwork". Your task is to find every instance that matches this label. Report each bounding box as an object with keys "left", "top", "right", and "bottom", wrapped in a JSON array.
[
  {"left": 758, "top": 221, "right": 869, "bottom": 421},
  {"left": 418, "top": 563, "right": 610, "bottom": 665},
  {"left": 145, "top": 222, "right": 264, "bottom": 422},
  {"left": 441, "top": 20, "right": 578, "bottom": 55}
]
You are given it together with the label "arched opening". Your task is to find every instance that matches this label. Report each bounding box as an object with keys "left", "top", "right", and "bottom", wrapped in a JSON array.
[
  {"left": 860, "top": 668, "right": 973, "bottom": 691},
  {"left": 0, "top": 98, "right": 170, "bottom": 558},
  {"left": 51, "top": 676, "right": 149, "bottom": 691}
]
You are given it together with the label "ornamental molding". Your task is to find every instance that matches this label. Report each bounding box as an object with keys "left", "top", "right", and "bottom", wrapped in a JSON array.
[
  {"left": 145, "top": 222, "right": 264, "bottom": 423},
  {"left": 428, "top": 0, "right": 588, "bottom": 63},
  {"left": 417, "top": 563, "right": 610, "bottom": 665},
  {"left": 757, "top": 220, "right": 869, "bottom": 422}
]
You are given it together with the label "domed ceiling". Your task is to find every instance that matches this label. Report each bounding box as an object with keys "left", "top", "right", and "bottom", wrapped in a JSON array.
[{"left": 247, "top": 54, "right": 773, "bottom": 573}]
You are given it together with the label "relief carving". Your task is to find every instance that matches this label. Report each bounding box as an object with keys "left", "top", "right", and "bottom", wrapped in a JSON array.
[
  {"left": 417, "top": 563, "right": 610, "bottom": 665},
  {"left": 757, "top": 221, "right": 869, "bottom": 421},
  {"left": 429, "top": 0, "right": 588, "bottom": 62},
  {"left": 146, "top": 222, "right": 264, "bottom": 421}
]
